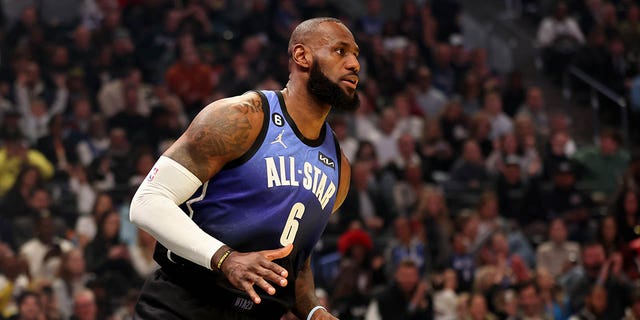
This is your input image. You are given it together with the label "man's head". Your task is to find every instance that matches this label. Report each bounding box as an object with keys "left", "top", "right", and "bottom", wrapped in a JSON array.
[
  {"left": 394, "top": 259, "right": 421, "bottom": 295},
  {"left": 526, "top": 86, "right": 544, "bottom": 110},
  {"left": 548, "top": 217, "right": 568, "bottom": 244},
  {"left": 516, "top": 281, "right": 541, "bottom": 317},
  {"left": 73, "top": 289, "right": 98, "bottom": 320},
  {"left": 599, "top": 129, "right": 622, "bottom": 156},
  {"left": 16, "top": 291, "right": 42, "bottom": 320},
  {"left": 582, "top": 242, "right": 606, "bottom": 277},
  {"left": 288, "top": 18, "right": 360, "bottom": 111}
]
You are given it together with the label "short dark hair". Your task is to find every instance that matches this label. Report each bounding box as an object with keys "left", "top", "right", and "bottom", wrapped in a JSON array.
[{"left": 287, "top": 17, "right": 343, "bottom": 56}]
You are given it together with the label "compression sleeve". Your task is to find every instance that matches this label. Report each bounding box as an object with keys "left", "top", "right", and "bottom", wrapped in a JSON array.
[{"left": 130, "top": 156, "right": 223, "bottom": 270}]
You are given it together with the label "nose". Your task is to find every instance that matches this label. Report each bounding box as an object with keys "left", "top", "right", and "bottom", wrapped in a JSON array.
[{"left": 345, "top": 54, "right": 360, "bottom": 74}]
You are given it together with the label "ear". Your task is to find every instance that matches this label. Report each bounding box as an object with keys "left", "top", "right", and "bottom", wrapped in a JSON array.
[{"left": 291, "top": 44, "right": 312, "bottom": 70}]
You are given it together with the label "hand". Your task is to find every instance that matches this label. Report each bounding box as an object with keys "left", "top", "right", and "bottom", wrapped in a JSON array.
[{"left": 219, "top": 244, "right": 293, "bottom": 304}]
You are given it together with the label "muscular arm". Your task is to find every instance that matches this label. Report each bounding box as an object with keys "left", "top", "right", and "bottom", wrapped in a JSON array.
[
  {"left": 293, "top": 257, "right": 321, "bottom": 319},
  {"left": 129, "top": 92, "right": 264, "bottom": 269},
  {"left": 164, "top": 92, "right": 265, "bottom": 181}
]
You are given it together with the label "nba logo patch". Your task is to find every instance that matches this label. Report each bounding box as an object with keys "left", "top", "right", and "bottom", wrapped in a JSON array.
[{"left": 147, "top": 167, "right": 159, "bottom": 181}]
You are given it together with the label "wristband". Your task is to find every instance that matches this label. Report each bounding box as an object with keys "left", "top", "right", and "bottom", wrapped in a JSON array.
[
  {"left": 307, "top": 305, "right": 327, "bottom": 320},
  {"left": 216, "top": 248, "right": 233, "bottom": 270}
]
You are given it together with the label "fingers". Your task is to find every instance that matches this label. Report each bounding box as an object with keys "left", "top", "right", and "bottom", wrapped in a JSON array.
[
  {"left": 224, "top": 245, "right": 293, "bottom": 304},
  {"left": 241, "top": 278, "right": 262, "bottom": 304},
  {"left": 258, "top": 261, "right": 288, "bottom": 287}
]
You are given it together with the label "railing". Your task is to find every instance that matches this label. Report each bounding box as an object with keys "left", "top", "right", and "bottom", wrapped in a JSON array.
[{"left": 562, "top": 65, "right": 630, "bottom": 147}]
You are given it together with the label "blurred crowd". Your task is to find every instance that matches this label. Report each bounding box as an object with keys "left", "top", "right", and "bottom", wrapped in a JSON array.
[{"left": 0, "top": 0, "right": 639, "bottom": 320}]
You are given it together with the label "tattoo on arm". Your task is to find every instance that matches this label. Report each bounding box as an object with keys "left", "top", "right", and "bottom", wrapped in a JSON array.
[{"left": 168, "top": 95, "right": 263, "bottom": 180}]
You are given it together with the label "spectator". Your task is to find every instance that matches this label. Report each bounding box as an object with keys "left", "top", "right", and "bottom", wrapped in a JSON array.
[
  {"left": 432, "top": 43, "right": 456, "bottom": 97},
  {"left": 107, "top": 86, "right": 148, "bottom": 141},
  {"left": 541, "top": 130, "right": 574, "bottom": 181},
  {"left": 383, "top": 216, "right": 427, "bottom": 278},
  {"left": 483, "top": 91, "right": 513, "bottom": 140},
  {"left": 329, "top": 115, "right": 358, "bottom": 163},
  {"left": 75, "top": 115, "right": 110, "bottom": 167},
  {"left": 340, "top": 161, "right": 391, "bottom": 234},
  {"left": 19, "top": 216, "right": 74, "bottom": 282},
  {"left": 449, "top": 232, "right": 476, "bottom": 293},
  {"left": 476, "top": 191, "right": 506, "bottom": 240},
  {"left": 597, "top": 215, "right": 625, "bottom": 258},
  {"left": 413, "top": 66, "right": 447, "bottom": 119},
  {"left": 414, "top": 186, "right": 454, "bottom": 269},
  {"left": 536, "top": 1, "right": 585, "bottom": 78},
  {"left": 516, "top": 86, "right": 550, "bottom": 138},
  {"left": 393, "top": 163, "right": 427, "bottom": 217},
  {"left": 384, "top": 133, "right": 422, "bottom": 181},
  {"left": 15, "top": 70, "right": 69, "bottom": 144},
  {"left": 459, "top": 73, "right": 482, "bottom": 116},
  {"left": 97, "top": 68, "right": 151, "bottom": 119},
  {"left": 332, "top": 228, "right": 379, "bottom": 319},
  {"left": 83, "top": 210, "right": 139, "bottom": 311},
  {"left": 433, "top": 269, "right": 458, "bottom": 320},
  {"left": 70, "top": 289, "right": 97, "bottom": 320},
  {"left": 51, "top": 249, "right": 92, "bottom": 320},
  {"left": 494, "top": 155, "right": 537, "bottom": 227},
  {"left": 468, "top": 112, "right": 493, "bottom": 158},
  {"left": 0, "top": 166, "right": 43, "bottom": 221},
  {"left": 538, "top": 161, "right": 593, "bottom": 242},
  {"left": 572, "top": 27, "right": 614, "bottom": 86},
  {"left": 128, "top": 229, "right": 159, "bottom": 279},
  {"left": 565, "top": 242, "right": 631, "bottom": 319},
  {"left": 35, "top": 114, "right": 76, "bottom": 174},
  {"left": 365, "top": 259, "right": 431, "bottom": 320},
  {"left": 611, "top": 189, "right": 640, "bottom": 242},
  {"left": 464, "top": 293, "right": 498, "bottom": 320},
  {"left": 568, "top": 284, "right": 608, "bottom": 320},
  {"left": 75, "top": 192, "right": 114, "bottom": 248},
  {"left": 619, "top": 5, "right": 640, "bottom": 66},
  {"left": 536, "top": 218, "right": 581, "bottom": 278},
  {"left": 439, "top": 100, "right": 469, "bottom": 155},
  {"left": 68, "top": 165, "right": 96, "bottom": 217},
  {"left": 419, "top": 118, "right": 455, "bottom": 178},
  {"left": 374, "top": 108, "right": 401, "bottom": 168},
  {"left": 448, "top": 139, "right": 491, "bottom": 193},
  {"left": 392, "top": 93, "right": 424, "bottom": 141},
  {"left": 6, "top": 291, "right": 44, "bottom": 320},
  {"left": 164, "top": 43, "right": 215, "bottom": 114},
  {"left": 574, "top": 129, "right": 630, "bottom": 198},
  {"left": 536, "top": 267, "right": 571, "bottom": 320},
  {"left": 501, "top": 71, "right": 526, "bottom": 118},
  {"left": 513, "top": 281, "right": 547, "bottom": 320}
]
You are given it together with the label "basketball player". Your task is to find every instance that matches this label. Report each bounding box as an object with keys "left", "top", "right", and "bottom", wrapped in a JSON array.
[{"left": 130, "top": 17, "right": 360, "bottom": 320}]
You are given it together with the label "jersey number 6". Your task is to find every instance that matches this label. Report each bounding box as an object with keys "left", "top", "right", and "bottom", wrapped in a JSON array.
[{"left": 280, "top": 202, "right": 305, "bottom": 246}]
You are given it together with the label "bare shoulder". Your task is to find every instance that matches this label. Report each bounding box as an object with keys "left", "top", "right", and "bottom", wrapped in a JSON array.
[
  {"left": 332, "top": 150, "right": 351, "bottom": 213},
  {"left": 164, "top": 92, "right": 265, "bottom": 181}
]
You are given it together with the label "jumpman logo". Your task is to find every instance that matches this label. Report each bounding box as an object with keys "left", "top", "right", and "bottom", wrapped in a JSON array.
[{"left": 271, "top": 130, "right": 287, "bottom": 148}]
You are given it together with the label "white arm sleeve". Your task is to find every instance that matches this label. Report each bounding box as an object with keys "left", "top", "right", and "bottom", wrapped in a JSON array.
[{"left": 130, "top": 156, "right": 224, "bottom": 270}]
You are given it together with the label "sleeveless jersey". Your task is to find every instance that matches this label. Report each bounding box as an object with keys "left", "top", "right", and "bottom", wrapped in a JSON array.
[{"left": 166, "top": 90, "right": 342, "bottom": 307}]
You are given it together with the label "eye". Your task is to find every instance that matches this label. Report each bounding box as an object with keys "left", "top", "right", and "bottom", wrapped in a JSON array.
[{"left": 336, "top": 48, "right": 345, "bottom": 56}]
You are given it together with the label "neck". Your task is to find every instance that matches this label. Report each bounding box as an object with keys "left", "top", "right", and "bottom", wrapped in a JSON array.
[{"left": 282, "top": 81, "right": 331, "bottom": 140}]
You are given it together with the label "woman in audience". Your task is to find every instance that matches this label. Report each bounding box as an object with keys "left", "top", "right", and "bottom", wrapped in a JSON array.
[{"left": 51, "top": 248, "right": 93, "bottom": 320}]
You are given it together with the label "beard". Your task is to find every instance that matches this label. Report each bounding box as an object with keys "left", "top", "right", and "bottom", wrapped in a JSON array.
[{"left": 307, "top": 61, "right": 360, "bottom": 111}]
